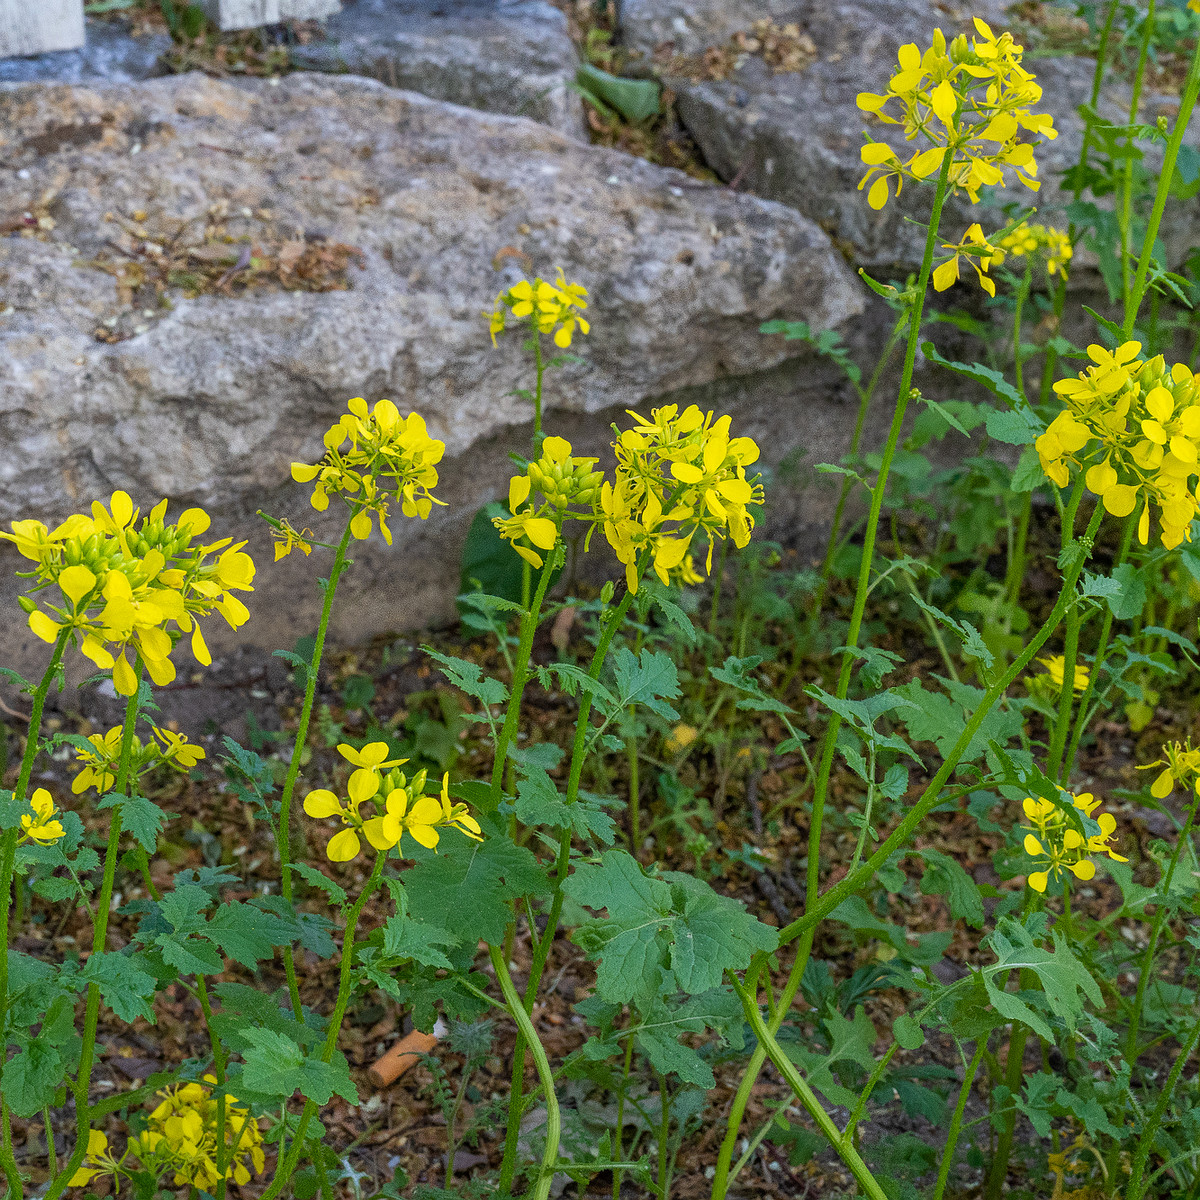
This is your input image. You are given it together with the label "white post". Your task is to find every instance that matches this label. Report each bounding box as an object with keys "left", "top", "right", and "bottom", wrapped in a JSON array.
[
  {"left": 196, "top": 0, "right": 340, "bottom": 31},
  {"left": 0, "top": 0, "right": 85, "bottom": 58}
]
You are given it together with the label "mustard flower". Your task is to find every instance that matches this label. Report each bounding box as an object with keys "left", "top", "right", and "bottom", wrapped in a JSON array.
[
  {"left": 291, "top": 399, "right": 446, "bottom": 539},
  {"left": 856, "top": 20, "right": 1056, "bottom": 209},
  {"left": 932, "top": 222, "right": 998, "bottom": 296},
  {"left": 1142, "top": 738, "right": 1200, "bottom": 800},
  {"left": 20, "top": 788, "right": 65, "bottom": 846},
  {"left": 3, "top": 492, "right": 255, "bottom": 696},
  {"left": 270, "top": 518, "right": 315, "bottom": 561},
  {"left": 303, "top": 743, "right": 481, "bottom": 862},
  {"left": 1032, "top": 655, "right": 1089, "bottom": 694},
  {"left": 487, "top": 270, "right": 590, "bottom": 348},
  {"left": 493, "top": 436, "right": 602, "bottom": 568},
  {"left": 991, "top": 220, "right": 1072, "bottom": 279},
  {"left": 69, "top": 1131, "right": 124, "bottom": 1187},
  {"left": 71, "top": 725, "right": 205, "bottom": 795},
  {"left": 1037, "top": 344, "right": 1200, "bottom": 548},
  {"left": 1021, "top": 789, "right": 1126, "bottom": 893},
  {"left": 601, "top": 404, "right": 764, "bottom": 593}
]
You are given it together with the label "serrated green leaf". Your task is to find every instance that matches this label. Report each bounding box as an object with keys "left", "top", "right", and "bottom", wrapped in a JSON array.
[
  {"left": 240, "top": 1029, "right": 358, "bottom": 1105},
  {"left": 290, "top": 863, "right": 347, "bottom": 908},
  {"left": 1, "top": 1039, "right": 63, "bottom": 1117},
  {"left": 893, "top": 1013, "right": 925, "bottom": 1050},
  {"left": 81, "top": 952, "right": 157, "bottom": 1023},
  {"left": 423, "top": 648, "right": 508, "bottom": 708},
  {"left": 611, "top": 647, "right": 681, "bottom": 720},
  {"left": 381, "top": 916, "right": 457, "bottom": 969},
  {"left": 98, "top": 791, "right": 167, "bottom": 853},
  {"left": 211, "top": 982, "right": 323, "bottom": 1053},
  {"left": 512, "top": 767, "right": 617, "bottom": 844},
  {"left": 710, "top": 655, "right": 795, "bottom": 715},
  {"left": 157, "top": 933, "right": 224, "bottom": 977},
  {"left": 206, "top": 902, "right": 291, "bottom": 969},
  {"left": 894, "top": 677, "right": 1021, "bottom": 763},
  {"left": 404, "top": 824, "right": 549, "bottom": 945},
  {"left": 917, "top": 848, "right": 984, "bottom": 928}
]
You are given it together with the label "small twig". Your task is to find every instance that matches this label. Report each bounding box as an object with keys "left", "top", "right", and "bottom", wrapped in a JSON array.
[
  {"left": 0, "top": 695, "right": 29, "bottom": 723},
  {"left": 755, "top": 873, "right": 790, "bottom": 925}
]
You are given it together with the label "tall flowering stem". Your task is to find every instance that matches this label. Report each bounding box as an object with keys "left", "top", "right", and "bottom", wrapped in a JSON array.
[
  {"left": 276, "top": 509, "right": 358, "bottom": 1017},
  {"left": 0, "top": 630, "right": 69, "bottom": 1197}
]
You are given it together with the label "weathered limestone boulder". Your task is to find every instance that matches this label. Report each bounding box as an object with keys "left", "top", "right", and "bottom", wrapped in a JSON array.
[
  {"left": 0, "top": 72, "right": 862, "bottom": 669},
  {"left": 291, "top": 0, "right": 583, "bottom": 136},
  {"left": 0, "top": 19, "right": 170, "bottom": 85},
  {"left": 623, "top": 0, "right": 1200, "bottom": 271}
]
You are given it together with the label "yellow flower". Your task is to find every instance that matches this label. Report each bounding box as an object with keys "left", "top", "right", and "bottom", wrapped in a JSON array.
[
  {"left": 291, "top": 400, "right": 446, "bottom": 536},
  {"left": 664, "top": 724, "right": 699, "bottom": 755},
  {"left": 4, "top": 493, "right": 254, "bottom": 696},
  {"left": 271, "top": 519, "right": 315, "bottom": 561},
  {"left": 1039, "top": 345, "right": 1200, "bottom": 548},
  {"left": 857, "top": 20, "right": 1055, "bottom": 209},
  {"left": 19, "top": 788, "right": 65, "bottom": 846},
  {"left": 1020, "top": 789, "right": 1126, "bottom": 893},
  {"left": 69, "top": 1130, "right": 124, "bottom": 1187},
  {"left": 991, "top": 221, "right": 1072, "bottom": 279},
  {"left": 932, "top": 223, "right": 998, "bottom": 296},
  {"left": 71, "top": 725, "right": 203, "bottom": 795},
  {"left": 1034, "top": 655, "right": 1089, "bottom": 693},
  {"left": 487, "top": 270, "right": 590, "bottom": 348},
  {"left": 304, "top": 744, "right": 481, "bottom": 861},
  {"left": 1141, "top": 737, "right": 1200, "bottom": 800}
]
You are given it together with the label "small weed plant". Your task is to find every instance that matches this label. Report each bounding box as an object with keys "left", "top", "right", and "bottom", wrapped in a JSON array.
[{"left": 4, "top": 7, "right": 1200, "bottom": 1200}]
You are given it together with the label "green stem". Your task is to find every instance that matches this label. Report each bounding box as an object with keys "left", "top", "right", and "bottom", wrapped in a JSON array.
[
  {"left": 931, "top": 1037, "right": 988, "bottom": 1200},
  {"left": 1046, "top": 477, "right": 1088, "bottom": 779},
  {"left": 256, "top": 853, "right": 385, "bottom": 1200},
  {"left": 491, "top": 945, "right": 560, "bottom": 1200},
  {"left": 817, "top": 314, "right": 907, "bottom": 596},
  {"left": 729, "top": 975, "right": 889, "bottom": 1200},
  {"left": 277, "top": 507, "right": 359, "bottom": 1018},
  {"left": 196, "top": 976, "right": 230, "bottom": 1200},
  {"left": 0, "top": 631, "right": 68, "bottom": 1198},
  {"left": 1123, "top": 34, "right": 1200, "bottom": 337},
  {"left": 655, "top": 1071, "right": 671, "bottom": 1200},
  {"left": 1126, "top": 1017, "right": 1200, "bottom": 1200},
  {"left": 533, "top": 333, "right": 545, "bottom": 449},
  {"left": 1013, "top": 265, "right": 1032, "bottom": 402},
  {"left": 1121, "top": 0, "right": 1156, "bottom": 311},
  {"left": 49, "top": 666, "right": 143, "bottom": 1200},
  {"left": 1062, "top": 512, "right": 1137, "bottom": 778},
  {"left": 498, "top": 581, "right": 640, "bottom": 1192},
  {"left": 491, "top": 548, "right": 560, "bottom": 806},
  {"left": 612, "top": 1031, "right": 635, "bottom": 1200},
  {"left": 1125, "top": 792, "right": 1200, "bottom": 1067}
]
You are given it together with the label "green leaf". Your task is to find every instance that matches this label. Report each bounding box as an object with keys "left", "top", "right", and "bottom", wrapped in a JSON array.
[
  {"left": 710, "top": 656, "right": 795, "bottom": 715},
  {"left": 566, "top": 851, "right": 777, "bottom": 1004},
  {"left": 206, "top": 902, "right": 292, "bottom": 969},
  {"left": 290, "top": 863, "right": 347, "bottom": 908},
  {"left": 786, "top": 1006, "right": 879, "bottom": 1109},
  {"left": 240, "top": 1029, "right": 359, "bottom": 1105},
  {"left": 512, "top": 767, "right": 617, "bottom": 844},
  {"left": 81, "top": 952, "right": 157, "bottom": 1023},
  {"left": 894, "top": 677, "right": 1022, "bottom": 763},
  {"left": 639, "top": 581, "right": 698, "bottom": 646},
  {"left": 210, "top": 982, "right": 323, "bottom": 1054},
  {"left": 893, "top": 1013, "right": 925, "bottom": 1050},
  {"left": 404, "top": 824, "right": 549, "bottom": 945},
  {"left": 156, "top": 884, "right": 214, "bottom": 935},
  {"left": 633, "top": 988, "right": 744, "bottom": 1088},
  {"left": 575, "top": 63, "right": 661, "bottom": 123},
  {"left": 921, "top": 341, "right": 1026, "bottom": 410},
  {"left": 917, "top": 848, "right": 984, "bottom": 928},
  {"left": 157, "top": 933, "right": 224, "bottom": 977},
  {"left": 1, "top": 1039, "right": 63, "bottom": 1117},
  {"left": 380, "top": 916, "right": 457, "bottom": 970},
  {"left": 611, "top": 647, "right": 681, "bottom": 720},
  {"left": 98, "top": 791, "right": 167, "bottom": 853},
  {"left": 423, "top": 648, "right": 508, "bottom": 709},
  {"left": 537, "top": 663, "right": 618, "bottom": 716},
  {"left": 986, "top": 407, "right": 1043, "bottom": 446},
  {"left": 1106, "top": 563, "right": 1146, "bottom": 620}
]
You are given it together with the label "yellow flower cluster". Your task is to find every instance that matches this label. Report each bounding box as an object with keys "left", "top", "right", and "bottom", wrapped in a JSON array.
[
  {"left": 856, "top": 19, "right": 1056, "bottom": 209},
  {"left": 3, "top": 493, "right": 255, "bottom": 695},
  {"left": 487, "top": 271, "right": 590, "bottom": 349},
  {"left": 303, "top": 742, "right": 482, "bottom": 862},
  {"left": 71, "top": 1079, "right": 265, "bottom": 1189},
  {"left": 1021, "top": 790, "right": 1126, "bottom": 893},
  {"left": 20, "top": 788, "right": 66, "bottom": 846},
  {"left": 291, "top": 399, "right": 446, "bottom": 543},
  {"left": 492, "top": 436, "right": 604, "bottom": 568},
  {"left": 991, "top": 221, "right": 1072, "bottom": 278},
  {"left": 1036, "top": 342, "right": 1200, "bottom": 547},
  {"left": 1027, "top": 654, "right": 1089, "bottom": 701},
  {"left": 71, "top": 724, "right": 205, "bottom": 795},
  {"left": 602, "top": 405, "right": 763, "bottom": 594},
  {"left": 932, "top": 222, "right": 998, "bottom": 296},
  {"left": 1144, "top": 738, "right": 1200, "bottom": 799}
]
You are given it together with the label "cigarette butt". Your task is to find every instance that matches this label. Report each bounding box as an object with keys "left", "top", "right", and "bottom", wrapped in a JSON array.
[{"left": 367, "top": 1019, "right": 444, "bottom": 1088}]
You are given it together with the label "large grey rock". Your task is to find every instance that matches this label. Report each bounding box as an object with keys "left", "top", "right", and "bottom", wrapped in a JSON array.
[
  {"left": 618, "top": 0, "right": 809, "bottom": 57},
  {"left": 0, "top": 72, "right": 862, "bottom": 668},
  {"left": 291, "top": 0, "right": 583, "bottom": 135},
  {"left": 0, "top": 19, "right": 170, "bottom": 85},
  {"left": 0, "top": 0, "right": 84, "bottom": 59},
  {"left": 627, "top": 0, "right": 1200, "bottom": 271}
]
